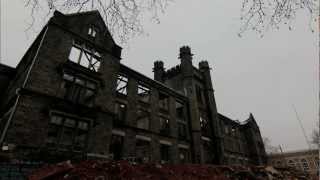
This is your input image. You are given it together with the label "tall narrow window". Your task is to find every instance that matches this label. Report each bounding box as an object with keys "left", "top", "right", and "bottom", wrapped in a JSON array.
[
  {"left": 178, "top": 123, "right": 187, "bottom": 138},
  {"left": 179, "top": 148, "right": 189, "bottom": 163},
  {"left": 136, "top": 110, "right": 150, "bottom": 130},
  {"left": 160, "top": 144, "right": 170, "bottom": 163},
  {"left": 159, "top": 93, "right": 169, "bottom": 110},
  {"left": 196, "top": 85, "right": 203, "bottom": 104},
  {"left": 109, "top": 135, "right": 124, "bottom": 160},
  {"left": 114, "top": 102, "right": 127, "bottom": 126},
  {"left": 176, "top": 101, "right": 187, "bottom": 138},
  {"left": 138, "top": 83, "right": 151, "bottom": 103},
  {"left": 159, "top": 117, "right": 170, "bottom": 135},
  {"left": 176, "top": 101, "right": 185, "bottom": 121},
  {"left": 203, "top": 140, "right": 213, "bottom": 163},
  {"left": 68, "top": 41, "right": 101, "bottom": 72},
  {"left": 200, "top": 115, "right": 210, "bottom": 137},
  {"left": 63, "top": 72, "right": 97, "bottom": 106},
  {"left": 116, "top": 74, "right": 128, "bottom": 96},
  {"left": 74, "top": 121, "right": 89, "bottom": 150},
  {"left": 88, "top": 26, "right": 97, "bottom": 37},
  {"left": 135, "top": 139, "right": 151, "bottom": 163}
]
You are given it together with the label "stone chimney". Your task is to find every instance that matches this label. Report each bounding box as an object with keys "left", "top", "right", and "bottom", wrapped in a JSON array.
[{"left": 153, "top": 60, "right": 165, "bottom": 82}]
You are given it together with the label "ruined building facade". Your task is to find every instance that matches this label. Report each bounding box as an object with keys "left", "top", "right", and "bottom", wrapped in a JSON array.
[{"left": 0, "top": 11, "right": 267, "bottom": 165}]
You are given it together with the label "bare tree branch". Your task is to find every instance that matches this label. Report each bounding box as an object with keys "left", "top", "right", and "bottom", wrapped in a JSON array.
[
  {"left": 240, "top": 0, "right": 319, "bottom": 37},
  {"left": 23, "top": 0, "right": 318, "bottom": 42},
  {"left": 23, "top": 0, "right": 171, "bottom": 44}
]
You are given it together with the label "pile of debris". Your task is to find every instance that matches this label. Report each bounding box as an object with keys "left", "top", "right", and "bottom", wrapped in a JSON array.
[{"left": 28, "top": 160, "right": 314, "bottom": 180}]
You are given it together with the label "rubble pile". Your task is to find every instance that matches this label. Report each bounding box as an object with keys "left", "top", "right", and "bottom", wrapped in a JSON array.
[{"left": 28, "top": 160, "right": 313, "bottom": 180}]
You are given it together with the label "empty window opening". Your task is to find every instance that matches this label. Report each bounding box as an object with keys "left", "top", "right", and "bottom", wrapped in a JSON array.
[
  {"left": 114, "top": 102, "right": 127, "bottom": 125},
  {"left": 116, "top": 74, "right": 128, "bottom": 96},
  {"left": 200, "top": 115, "right": 210, "bottom": 137},
  {"left": 138, "top": 83, "right": 151, "bottom": 103},
  {"left": 159, "top": 93, "right": 169, "bottom": 110},
  {"left": 159, "top": 117, "right": 170, "bottom": 135},
  {"left": 47, "top": 114, "right": 89, "bottom": 150},
  {"left": 88, "top": 26, "right": 97, "bottom": 37},
  {"left": 203, "top": 141, "right": 213, "bottom": 163},
  {"left": 109, "top": 135, "right": 124, "bottom": 160},
  {"left": 135, "top": 139, "right": 151, "bottom": 163},
  {"left": 68, "top": 40, "right": 101, "bottom": 72},
  {"left": 63, "top": 72, "right": 97, "bottom": 106},
  {"left": 175, "top": 101, "right": 185, "bottom": 121},
  {"left": 136, "top": 110, "right": 150, "bottom": 130},
  {"left": 160, "top": 144, "right": 170, "bottom": 163}
]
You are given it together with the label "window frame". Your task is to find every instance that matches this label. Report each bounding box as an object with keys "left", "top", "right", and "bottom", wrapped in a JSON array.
[
  {"left": 63, "top": 72, "right": 97, "bottom": 106},
  {"left": 114, "top": 102, "right": 127, "bottom": 125},
  {"left": 46, "top": 113, "right": 90, "bottom": 151},
  {"left": 116, "top": 74, "right": 128, "bottom": 96},
  {"left": 136, "top": 109, "right": 150, "bottom": 130},
  {"left": 88, "top": 26, "right": 98, "bottom": 38},
  {"left": 159, "top": 116, "right": 170, "bottom": 135},
  {"left": 68, "top": 40, "right": 102, "bottom": 72},
  {"left": 137, "top": 82, "right": 151, "bottom": 103}
]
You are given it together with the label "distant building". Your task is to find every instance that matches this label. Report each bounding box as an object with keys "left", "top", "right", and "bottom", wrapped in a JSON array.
[
  {"left": 268, "top": 149, "right": 319, "bottom": 176},
  {"left": 0, "top": 10, "right": 267, "bottom": 165}
]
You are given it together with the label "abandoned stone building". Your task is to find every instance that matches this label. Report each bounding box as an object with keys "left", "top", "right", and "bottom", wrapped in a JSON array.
[{"left": 0, "top": 11, "right": 267, "bottom": 165}]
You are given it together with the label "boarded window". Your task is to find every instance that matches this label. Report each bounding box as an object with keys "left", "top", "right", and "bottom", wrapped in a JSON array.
[
  {"left": 138, "top": 83, "right": 150, "bottom": 103},
  {"left": 116, "top": 74, "right": 128, "bottom": 96},
  {"left": 68, "top": 41, "right": 101, "bottom": 72}
]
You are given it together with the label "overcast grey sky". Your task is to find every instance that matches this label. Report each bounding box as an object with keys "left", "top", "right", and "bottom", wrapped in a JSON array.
[{"left": 1, "top": 0, "right": 318, "bottom": 151}]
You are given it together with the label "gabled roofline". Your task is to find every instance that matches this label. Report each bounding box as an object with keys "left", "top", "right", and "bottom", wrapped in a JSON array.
[{"left": 54, "top": 10, "right": 117, "bottom": 45}]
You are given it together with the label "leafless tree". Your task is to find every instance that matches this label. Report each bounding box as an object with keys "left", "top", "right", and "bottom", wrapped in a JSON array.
[
  {"left": 263, "top": 137, "right": 280, "bottom": 154},
  {"left": 239, "top": 0, "right": 319, "bottom": 37},
  {"left": 23, "top": 0, "right": 318, "bottom": 42},
  {"left": 24, "top": 0, "right": 171, "bottom": 43}
]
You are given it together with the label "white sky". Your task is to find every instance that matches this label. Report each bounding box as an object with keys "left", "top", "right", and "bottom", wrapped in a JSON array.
[{"left": 1, "top": 0, "right": 319, "bottom": 151}]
